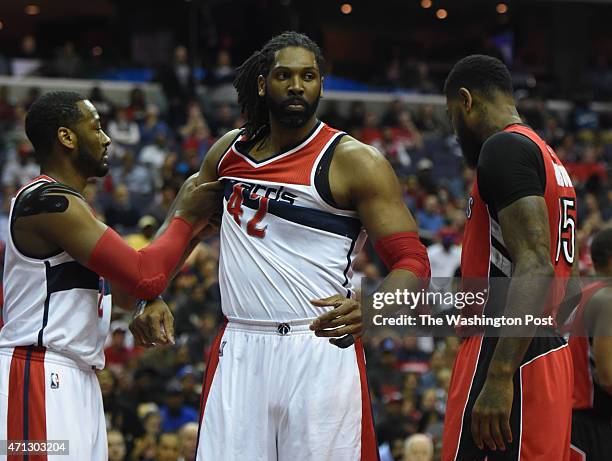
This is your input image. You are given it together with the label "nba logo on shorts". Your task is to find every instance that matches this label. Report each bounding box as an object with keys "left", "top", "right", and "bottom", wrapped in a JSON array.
[{"left": 50, "top": 372, "right": 60, "bottom": 389}]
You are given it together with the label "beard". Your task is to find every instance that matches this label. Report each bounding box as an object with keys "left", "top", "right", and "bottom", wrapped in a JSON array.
[
  {"left": 456, "top": 114, "right": 483, "bottom": 168},
  {"left": 266, "top": 93, "right": 320, "bottom": 129},
  {"left": 76, "top": 144, "right": 109, "bottom": 177}
]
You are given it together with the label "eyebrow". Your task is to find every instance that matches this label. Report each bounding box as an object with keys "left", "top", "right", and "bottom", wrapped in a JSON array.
[{"left": 272, "top": 65, "right": 318, "bottom": 72}]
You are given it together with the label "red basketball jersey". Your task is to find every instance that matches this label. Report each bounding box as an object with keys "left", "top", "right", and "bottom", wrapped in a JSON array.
[{"left": 461, "top": 124, "right": 577, "bottom": 326}]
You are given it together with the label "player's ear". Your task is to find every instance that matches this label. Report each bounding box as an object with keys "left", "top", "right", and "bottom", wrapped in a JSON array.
[
  {"left": 458, "top": 87, "right": 473, "bottom": 112},
  {"left": 320, "top": 76, "right": 324, "bottom": 98},
  {"left": 258, "top": 75, "right": 266, "bottom": 98},
  {"left": 57, "top": 126, "right": 77, "bottom": 150}
]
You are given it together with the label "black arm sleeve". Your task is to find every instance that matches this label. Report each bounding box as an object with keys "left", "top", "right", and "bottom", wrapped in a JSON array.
[{"left": 477, "top": 131, "right": 546, "bottom": 213}]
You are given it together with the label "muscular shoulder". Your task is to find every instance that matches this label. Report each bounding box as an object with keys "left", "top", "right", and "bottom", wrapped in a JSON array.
[
  {"left": 330, "top": 135, "right": 399, "bottom": 208},
  {"left": 199, "top": 128, "right": 243, "bottom": 182},
  {"left": 333, "top": 135, "right": 388, "bottom": 172}
]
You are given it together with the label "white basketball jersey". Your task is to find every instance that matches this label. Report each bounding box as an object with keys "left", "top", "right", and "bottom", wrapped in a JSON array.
[
  {"left": 217, "top": 121, "right": 367, "bottom": 321},
  {"left": 0, "top": 176, "right": 112, "bottom": 369}
]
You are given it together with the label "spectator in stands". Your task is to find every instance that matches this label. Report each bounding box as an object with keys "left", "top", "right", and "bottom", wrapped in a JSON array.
[
  {"left": 112, "top": 150, "right": 155, "bottom": 202},
  {"left": 373, "top": 126, "right": 412, "bottom": 174},
  {"left": 427, "top": 227, "right": 461, "bottom": 291},
  {"left": 209, "top": 103, "right": 235, "bottom": 137},
  {"left": 105, "top": 323, "right": 132, "bottom": 368},
  {"left": 125, "top": 215, "right": 158, "bottom": 250},
  {"left": 175, "top": 365, "right": 200, "bottom": 410},
  {"left": 140, "top": 104, "right": 170, "bottom": 146},
  {"left": 396, "top": 111, "right": 424, "bottom": 151},
  {"left": 414, "top": 104, "right": 445, "bottom": 137},
  {"left": 3, "top": 104, "right": 27, "bottom": 151},
  {"left": 403, "top": 433, "right": 434, "bottom": 461},
  {"left": 177, "top": 422, "right": 198, "bottom": 461},
  {"left": 99, "top": 369, "right": 144, "bottom": 442},
  {"left": 381, "top": 100, "right": 405, "bottom": 127},
  {"left": 159, "top": 382, "right": 199, "bottom": 433},
  {"left": 127, "top": 88, "right": 148, "bottom": 123},
  {"left": 1, "top": 140, "right": 38, "bottom": 192},
  {"left": 0, "top": 86, "right": 14, "bottom": 129},
  {"left": 104, "top": 183, "right": 141, "bottom": 232},
  {"left": 108, "top": 429, "right": 128, "bottom": 461},
  {"left": 416, "top": 195, "right": 445, "bottom": 240},
  {"left": 52, "top": 41, "right": 83, "bottom": 78},
  {"left": 369, "top": 338, "right": 404, "bottom": 400},
  {"left": 206, "top": 50, "right": 235, "bottom": 87},
  {"left": 156, "top": 433, "right": 181, "bottom": 461},
  {"left": 140, "top": 131, "right": 171, "bottom": 174},
  {"left": 107, "top": 107, "right": 141, "bottom": 160},
  {"left": 158, "top": 45, "right": 194, "bottom": 128},
  {"left": 88, "top": 86, "right": 114, "bottom": 118},
  {"left": 360, "top": 111, "right": 382, "bottom": 145},
  {"left": 12, "top": 35, "right": 41, "bottom": 76}
]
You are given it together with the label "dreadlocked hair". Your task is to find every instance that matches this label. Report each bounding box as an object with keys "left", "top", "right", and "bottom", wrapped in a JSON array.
[{"left": 233, "top": 31, "right": 324, "bottom": 140}]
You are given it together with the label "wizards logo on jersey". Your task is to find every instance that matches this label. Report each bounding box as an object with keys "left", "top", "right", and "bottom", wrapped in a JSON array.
[{"left": 223, "top": 179, "right": 362, "bottom": 241}]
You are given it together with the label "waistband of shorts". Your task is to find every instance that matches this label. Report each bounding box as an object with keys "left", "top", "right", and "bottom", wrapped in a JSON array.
[
  {"left": 225, "top": 316, "right": 316, "bottom": 335},
  {"left": 0, "top": 346, "right": 96, "bottom": 372}
]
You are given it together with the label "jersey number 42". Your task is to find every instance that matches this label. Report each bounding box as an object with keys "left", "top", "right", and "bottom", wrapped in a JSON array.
[{"left": 226, "top": 184, "right": 268, "bottom": 238}]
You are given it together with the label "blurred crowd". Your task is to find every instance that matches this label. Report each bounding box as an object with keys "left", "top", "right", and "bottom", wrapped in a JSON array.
[{"left": 0, "top": 71, "right": 610, "bottom": 460}]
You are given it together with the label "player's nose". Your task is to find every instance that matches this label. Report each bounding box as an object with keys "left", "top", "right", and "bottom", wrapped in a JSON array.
[{"left": 287, "top": 75, "right": 304, "bottom": 94}]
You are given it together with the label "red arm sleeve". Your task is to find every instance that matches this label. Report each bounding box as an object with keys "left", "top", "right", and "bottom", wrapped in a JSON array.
[
  {"left": 374, "top": 231, "right": 431, "bottom": 283},
  {"left": 86, "top": 217, "right": 194, "bottom": 299}
]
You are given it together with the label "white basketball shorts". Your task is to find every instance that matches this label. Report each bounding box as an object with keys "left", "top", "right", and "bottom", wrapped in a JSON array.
[
  {"left": 195, "top": 317, "right": 378, "bottom": 461},
  {"left": 0, "top": 346, "right": 107, "bottom": 461}
]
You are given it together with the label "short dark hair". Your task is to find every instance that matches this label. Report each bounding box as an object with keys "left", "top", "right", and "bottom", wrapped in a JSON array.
[
  {"left": 591, "top": 228, "right": 612, "bottom": 271},
  {"left": 444, "top": 54, "right": 513, "bottom": 100},
  {"left": 233, "top": 31, "right": 324, "bottom": 139},
  {"left": 25, "top": 91, "right": 85, "bottom": 161}
]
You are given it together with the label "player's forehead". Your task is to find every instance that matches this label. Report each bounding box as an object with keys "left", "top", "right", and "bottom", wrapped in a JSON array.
[
  {"left": 76, "top": 99, "right": 100, "bottom": 123},
  {"left": 271, "top": 47, "right": 318, "bottom": 71}
]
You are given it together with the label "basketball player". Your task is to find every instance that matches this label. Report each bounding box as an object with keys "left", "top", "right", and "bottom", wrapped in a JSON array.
[
  {"left": 0, "top": 91, "right": 221, "bottom": 460},
  {"left": 568, "top": 228, "right": 612, "bottom": 461},
  {"left": 150, "top": 32, "right": 430, "bottom": 460},
  {"left": 440, "top": 55, "right": 577, "bottom": 460}
]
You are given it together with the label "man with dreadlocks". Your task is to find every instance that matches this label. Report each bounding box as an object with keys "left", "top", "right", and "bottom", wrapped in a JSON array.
[{"left": 152, "top": 31, "right": 430, "bottom": 460}]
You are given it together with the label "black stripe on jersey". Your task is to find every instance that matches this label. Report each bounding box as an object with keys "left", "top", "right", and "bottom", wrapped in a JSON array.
[
  {"left": 342, "top": 236, "right": 358, "bottom": 293},
  {"left": 23, "top": 347, "right": 32, "bottom": 447},
  {"left": 224, "top": 183, "right": 362, "bottom": 240},
  {"left": 38, "top": 261, "right": 99, "bottom": 346},
  {"left": 313, "top": 133, "right": 349, "bottom": 210},
  {"left": 46, "top": 261, "right": 99, "bottom": 293}
]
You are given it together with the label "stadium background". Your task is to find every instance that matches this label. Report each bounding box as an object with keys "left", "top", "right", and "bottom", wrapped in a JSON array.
[{"left": 0, "top": 0, "right": 610, "bottom": 460}]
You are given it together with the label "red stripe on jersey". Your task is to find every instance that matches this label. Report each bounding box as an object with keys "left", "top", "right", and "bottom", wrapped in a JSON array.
[
  {"left": 15, "top": 175, "right": 56, "bottom": 197},
  {"left": 7, "top": 347, "right": 47, "bottom": 461},
  {"left": 568, "top": 281, "right": 610, "bottom": 410},
  {"left": 28, "top": 348, "right": 47, "bottom": 459},
  {"left": 218, "top": 123, "right": 341, "bottom": 186},
  {"left": 7, "top": 349, "right": 25, "bottom": 461},
  {"left": 354, "top": 340, "right": 379, "bottom": 461},
  {"left": 195, "top": 320, "right": 227, "bottom": 459}
]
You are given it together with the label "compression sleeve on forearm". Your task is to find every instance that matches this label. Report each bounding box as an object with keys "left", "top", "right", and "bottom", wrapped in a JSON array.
[
  {"left": 86, "top": 217, "right": 193, "bottom": 299},
  {"left": 374, "top": 231, "right": 431, "bottom": 282}
]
